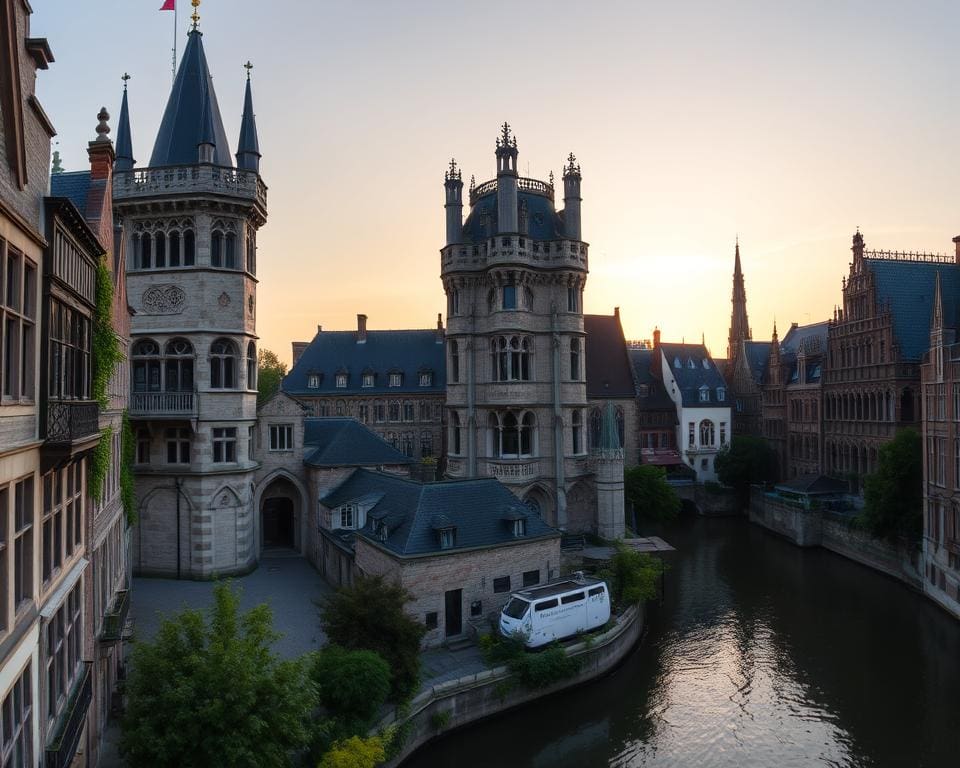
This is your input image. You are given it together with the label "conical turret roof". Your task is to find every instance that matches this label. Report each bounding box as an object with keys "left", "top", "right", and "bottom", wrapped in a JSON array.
[
  {"left": 115, "top": 83, "right": 135, "bottom": 171},
  {"left": 236, "top": 75, "right": 260, "bottom": 170}
]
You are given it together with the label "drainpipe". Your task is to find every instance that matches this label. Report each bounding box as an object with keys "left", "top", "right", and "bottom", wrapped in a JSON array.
[
  {"left": 175, "top": 477, "right": 182, "bottom": 579},
  {"left": 552, "top": 307, "right": 566, "bottom": 529},
  {"left": 466, "top": 314, "right": 477, "bottom": 477}
]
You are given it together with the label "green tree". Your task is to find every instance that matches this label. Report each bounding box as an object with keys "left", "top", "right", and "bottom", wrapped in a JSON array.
[
  {"left": 321, "top": 576, "right": 426, "bottom": 702},
  {"left": 258, "top": 348, "right": 288, "bottom": 406},
  {"left": 598, "top": 542, "right": 664, "bottom": 609},
  {"left": 715, "top": 435, "right": 778, "bottom": 505},
  {"left": 862, "top": 427, "right": 922, "bottom": 543},
  {"left": 318, "top": 735, "right": 386, "bottom": 768},
  {"left": 312, "top": 645, "right": 391, "bottom": 727},
  {"left": 624, "top": 464, "right": 681, "bottom": 522},
  {"left": 121, "top": 582, "right": 315, "bottom": 768}
]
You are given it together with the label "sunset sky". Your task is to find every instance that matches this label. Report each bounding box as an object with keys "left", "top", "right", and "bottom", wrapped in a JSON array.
[{"left": 32, "top": 0, "right": 960, "bottom": 365}]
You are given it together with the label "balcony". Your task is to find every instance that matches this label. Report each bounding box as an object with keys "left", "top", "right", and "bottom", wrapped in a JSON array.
[
  {"left": 113, "top": 164, "right": 267, "bottom": 210},
  {"left": 45, "top": 662, "right": 92, "bottom": 768},
  {"left": 99, "top": 589, "right": 130, "bottom": 644},
  {"left": 130, "top": 391, "right": 196, "bottom": 419},
  {"left": 484, "top": 459, "right": 539, "bottom": 484},
  {"left": 45, "top": 400, "right": 100, "bottom": 443}
]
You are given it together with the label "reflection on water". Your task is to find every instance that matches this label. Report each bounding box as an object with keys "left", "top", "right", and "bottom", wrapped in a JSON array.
[{"left": 405, "top": 516, "right": 960, "bottom": 768}]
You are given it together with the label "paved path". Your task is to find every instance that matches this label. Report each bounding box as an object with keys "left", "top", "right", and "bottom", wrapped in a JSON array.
[
  {"left": 420, "top": 643, "right": 487, "bottom": 688},
  {"left": 131, "top": 555, "right": 332, "bottom": 659}
]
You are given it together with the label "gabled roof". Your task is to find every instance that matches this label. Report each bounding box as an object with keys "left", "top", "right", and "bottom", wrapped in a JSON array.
[
  {"left": 149, "top": 30, "right": 232, "bottom": 167},
  {"left": 461, "top": 189, "right": 563, "bottom": 243},
  {"left": 864, "top": 259, "right": 960, "bottom": 361},
  {"left": 780, "top": 321, "right": 829, "bottom": 358},
  {"left": 584, "top": 313, "right": 635, "bottom": 398},
  {"left": 775, "top": 474, "right": 848, "bottom": 496},
  {"left": 626, "top": 348, "right": 676, "bottom": 411},
  {"left": 303, "top": 418, "right": 414, "bottom": 467},
  {"left": 283, "top": 329, "right": 445, "bottom": 395},
  {"left": 742, "top": 340, "right": 772, "bottom": 386},
  {"left": 322, "top": 469, "right": 559, "bottom": 557},
  {"left": 50, "top": 171, "right": 91, "bottom": 213},
  {"left": 659, "top": 342, "right": 728, "bottom": 408}
]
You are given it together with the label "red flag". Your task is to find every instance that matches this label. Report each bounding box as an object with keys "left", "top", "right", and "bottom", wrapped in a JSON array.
[{"left": 160, "top": 0, "right": 175, "bottom": 10}]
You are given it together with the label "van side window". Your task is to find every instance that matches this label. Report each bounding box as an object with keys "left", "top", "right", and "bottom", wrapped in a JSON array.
[
  {"left": 561, "top": 591, "right": 585, "bottom": 604},
  {"left": 588, "top": 586, "right": 605, "bottom": 597},
  {"left": 535, "top": 599, "right": 559, "bottom": 611}
]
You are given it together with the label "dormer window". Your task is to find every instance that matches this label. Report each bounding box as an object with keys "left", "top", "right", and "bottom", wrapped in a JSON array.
[
  {"left": 716, "top": 387, "right": 725, "bottom": 402},
  {"left": 688, "top": 358, "right": 695, "bottom": 369},
  {"left": 335, "top": 373, "right": 348, "bottom": 389},
  {"left": 512, "top": 518, "right": 526, "bottom": 537},
  {"left": 419, "top": 371, "right": 433, "bottom": 387},
  {"left": 389, "top": 372, "right": 402, "bottom": 387},
  {"left": 339, "top": 503, "right": 355, "bottom": 529},
  {"left": 439, "top": 528, "right": 455, "bottom": 549},
  {"left": 362, "top": 373, "right": 375, "bottom": 388},
  {"left": 377, "top": 522, "right": 389, "bottom": 542},
  {"left": 699, "top": 385, "right": 710, "bottom": 403},
  {"left": 307, "top": 373, "right": 320, "bottom": 389},
  {"left": 702, "top": 359, "right": 711, "bottom": 369},
  {"left": 674, "top": 357, "right": 681, "bottom": 369}
]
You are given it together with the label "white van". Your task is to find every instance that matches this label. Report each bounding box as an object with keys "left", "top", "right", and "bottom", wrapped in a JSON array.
[{"left": 499, "top": 575, "right": 611, "bottom": 648}]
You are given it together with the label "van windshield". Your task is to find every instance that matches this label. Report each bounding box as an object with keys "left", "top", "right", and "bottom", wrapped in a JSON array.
[{"left": 503, "top": 598, "right": 530, "bottom": 619}]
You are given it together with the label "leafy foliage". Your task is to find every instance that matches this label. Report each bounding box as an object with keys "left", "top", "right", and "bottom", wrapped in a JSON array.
[
  {"left": 715, "top": 435, "right": 779, "bottom": 504},
  {"left": 624, "top": 464, "right": 681, "bottom": 522},
  {"left": 862, "top": 428, "right": 922, "bottom": 543},
  {"left": 88, "top": 425, "right": 114, "bottom": 502},
  {"left": 479, "top": 633, "right": 580, "bottom": 690},
  {"left": 598, "top": 543, "right": 664, "bottom": 608},
  {"left": 258, "top": 348, "right": 288, "bottom": 406},
  {"left": 317, "top": 735, "right": 386, "bottom": 768},
  {"left": 120, "top": 411, "right": 137, "bottom": 524},
  {"left": 120, "top": 582, "right": 316, "bottom": 768},
  {"left": 321, "top": 576, "right": 426, "bottom": 701},
  {"left": 92, "top": 256, "right": 123, "bottom": 409},
  {"left": 312, "top": 645, "right": 391, "bottom": 728}
]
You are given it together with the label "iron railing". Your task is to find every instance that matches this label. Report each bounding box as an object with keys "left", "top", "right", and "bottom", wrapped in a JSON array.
[
  {"left": 46, "top": 401, "right": 100, "bottom": 443},
  {"left": 99, "top": 589, "right": 130, "bottom": 643},
  {"left": 45, "top": 662, "right": 92, "bottom": 768}
]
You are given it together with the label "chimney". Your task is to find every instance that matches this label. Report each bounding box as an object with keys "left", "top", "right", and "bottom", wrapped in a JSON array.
[
  {"left": 291, "top": 341, "right": 308, "bottom": 366},
  {"left": 357, "top": 314, "right": 367, "bottom": 343},
  {"left": 953, "top": 235, "right": 960, "bottom": 264},
  {"left": 317, "top": 324, "right": 322, "bottom": 334},
  {"left": 614, "top": 306, "right": 620, "bottom": 319},
  {"left": 653, "top": 327, "right": 661, "bottom": 349},
  {"left": 436, "top": 313, "right": 444, "bottom": 343}
]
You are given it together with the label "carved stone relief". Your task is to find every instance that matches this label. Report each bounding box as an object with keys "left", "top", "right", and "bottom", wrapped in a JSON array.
[{"left": 141, "top": 284, "right": 186, "bottom": 315}]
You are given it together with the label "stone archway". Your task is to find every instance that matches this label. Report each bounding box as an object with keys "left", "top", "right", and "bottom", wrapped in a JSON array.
[
  {"left": 522, "top": 485, "right": 554, "bottom": 524},
  {"left": 258, "top": 475, "right": 302, "bottom": 552}
]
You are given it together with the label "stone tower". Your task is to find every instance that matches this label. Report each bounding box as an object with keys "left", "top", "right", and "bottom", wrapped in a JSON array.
[
  {"left": 441, "top": 125, "right": 591, "bottom": 531},
  {"left": 113, "top": 19, "right": 266, "bottom": 577},
  {"left": 727, "top": 238, "right": 751, "bottom": 360},
  {"left": 593, "top": 403, "right": 625, "bottom": 539}
]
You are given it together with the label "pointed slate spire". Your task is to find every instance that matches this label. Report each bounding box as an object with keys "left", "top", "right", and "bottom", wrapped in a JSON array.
[
  {"left": 115, "top": 74, "right": 135, "bottom": 171},
  {"left": 197, "top": 92, "right": 216, "bottom": 163},
  {"left": 236, "top": 63, "right": 261, "bottom": 172},
  {"left": 149, "top": 28, "right": 232, "bottom": 167},
  {"left": 600, "top": 402, "right": 621, "bottom": 452},
  {"left": 728, "top": 237, "right": 751, "bottom": 359},
  {"left": 933, "top": 270, "right": 944, "bottom": 332}
]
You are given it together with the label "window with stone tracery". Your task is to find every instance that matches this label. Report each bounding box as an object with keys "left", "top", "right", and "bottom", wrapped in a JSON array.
[
  {"left": 132, "top": 218, "right": 195, "bottom": 269},
  {"left": 210, "top": 338, "right": 238, "bottom": 389},
  {"left": 491, "top": 335, "right": 531, "bottom": 382},
  {"left": 488, "top": 411, "right": 536, "bottom": 458}
]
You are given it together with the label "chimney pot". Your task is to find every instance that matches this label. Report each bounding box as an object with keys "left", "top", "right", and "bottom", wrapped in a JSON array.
[
  {"left": 357, "top": 314, "right": 368, "bottom": 343},
  {"left": 653, "top": 327, "right": 661, "bottom": 348},
  {"left": 317, "top": 324, "right": 322, "bottom": 334}
]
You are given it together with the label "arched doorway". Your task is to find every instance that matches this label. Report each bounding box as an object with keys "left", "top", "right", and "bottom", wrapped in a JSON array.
[{"left": 259, "top": 476, "right": 301, "bottom": 551}]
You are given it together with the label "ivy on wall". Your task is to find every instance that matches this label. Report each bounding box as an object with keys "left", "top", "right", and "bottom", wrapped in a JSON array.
[
  {"left": 89, "top": 424, "right": 114, "bottom": 502},
  {"left": 120, "top": 411, "right": 137, "bottom": 525},
  {"left": 92, "top": 255, "right": 123, "bottom": 409}
]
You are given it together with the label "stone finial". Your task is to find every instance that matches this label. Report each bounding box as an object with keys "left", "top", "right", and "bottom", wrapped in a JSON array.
[
  {"left": 445, "top": 157, "right": 461, "bottom": 182},
  {"left": 244, "top": 60, "right": 253, "bottom": 80},
  {"left": 51, "top": 150, "right": 63, "bottom": 174},
  {"left": 122, "top": 71, "right": 131, "bottom": 90},
  {"left": 191, "top": 0, "right": 201, "bottom": 28},
  {"left": 95, "top": 107, "right": 111, "bottom": 142},
  {"left": 563, "top": 151, "right": 581, "bottom": 178}
]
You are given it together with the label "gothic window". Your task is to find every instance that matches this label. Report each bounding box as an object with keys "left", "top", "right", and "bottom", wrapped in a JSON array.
[
  {"left": 567, "top": 286, "right": 579, "bottom": 312},
  {"left": 169, "top": 230, "right": 181, "bottom": 267},
  {"left": 155, "top": 232, "right": 166, "bottom": 268},
  {"left": 449, "top": 289, "right": 460, "bottom": 316},
  {"left": 225, "top": 233, "right": 237, "bottom": 269},
  {"left": 375, "top": 402, "right": 385, "bottom": 422},
  {"left": 140, "top": 233, "right": 152, "bottom": 269},
  {"left": 246, "top": 342, "right": 256, "bottom": 390},
  {"left": 403, "top": 401, "right": 415, "bottom": 421},
  {"left": 163, "top": 338, "right": 194, "bottom": 392},
  {"left": 132, "top": 339, "right": 161, "bottom": 393},
  {"left": 210, "top": 338, "right": 238, "bottom": 389},
  {"left": 572, "top": 410, "right": 584, "bottom": 455},
  {"left": 501, "top": 284, "right": 517, "bottom": 310},
  {"left": 335, "top": 399, "right": 346, "bottom": 416},
  {"left": 451, "top": 411, "right": 462, "bottom": 455},
  {"left": 402, "top": 432, "right": 415, "bottom": 457},
  {"left": 699, "top": 420, "right": 715, "bottom": 447},
  {"left": 211, "top": 230, "right": 222, "bottom": 267},
  {"left": 589, "top": 407, "right": 602, "bottom": 450},
  {"left": 616, "top": 405, "right": 625, "bottom": 446},
  {"left": 183, "top": 229, "right": 195, "bottom": 265},
  {"left": 450, "top": 341, "right": 460, "bottom": 383},
  {"left": 491, "top": 336, "right": 531, "bottom": 382},
  {"left": 570, "top": 338, "right": 581, "bottom": 380},
  {"left": 488, "top": 411, "right": 536, "bottom": 458},
  {"left": 419, "top": 401, "right": 431, "bottom": 421},
  {"left": 246, "top": 231, "right": 256, "bottom": 274}
]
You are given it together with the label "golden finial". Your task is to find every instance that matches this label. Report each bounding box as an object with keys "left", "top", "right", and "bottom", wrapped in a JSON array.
[{"left": 191, "top": 0, "right": 201, "bottom": 28}]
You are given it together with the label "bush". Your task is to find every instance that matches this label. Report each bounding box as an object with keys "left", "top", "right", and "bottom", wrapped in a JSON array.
[
  {"left": 625, "top": 464, "right": 681, "bottom": 522},
  {"left": 479, "top": 633, "right": 580, "bottom": 690},
  {"left": 715, "top": 435, "right": 778, "bottom": 505},
  {"left": 321, "top": 576, "right": 426, "bottom": 702},
  {"left": 862, "top": 428, "right": 922, "bottom": 543},
  {"left": 318, "top": 735, "right": 386, "bottom": 768},
  {"left": 312, "top": 645, "right": 391, "bottom": 727},
  {"left": 598, "top": 543, "right": 664, "bottom": 609}
]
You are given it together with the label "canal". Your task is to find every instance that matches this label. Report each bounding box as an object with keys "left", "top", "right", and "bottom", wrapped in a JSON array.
[{"left": 405, "top": 515, "right": 960, "bottom": 767}]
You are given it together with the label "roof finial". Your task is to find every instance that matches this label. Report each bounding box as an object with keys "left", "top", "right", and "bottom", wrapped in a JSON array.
[
  {"left": 191, "top": 0, "right": 201, "bottom": 28},
  {"left": 95, "top": 107, "right": 111, "bottom": 143},
  {"left": 445, "top": 157, "right": 461, "bottom": 181},
  {"left": 51, "top": 149, "right": 63, "bottom": 174},
  {"left": 122, "top": 72, "right": 131, "bottom": 90},
  {"left": 243, "top": 60, "right": 253, "bottom": 80},
  {"left": 549, "top": 170, "right": 554, "bottom": 187}
]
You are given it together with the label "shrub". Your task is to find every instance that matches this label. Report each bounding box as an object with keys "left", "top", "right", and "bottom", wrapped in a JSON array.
[
  {"left": 624, "top": 464, "right": 681, "bottom": 522},
  {"left": 312, "top": 645, "right": 391, "bottom": 727},
  {"left": 318, "top": 735, "right": 386, "bottom": 768},
  {"left": 598, "top": 543, "right": 664, "bottom": 608}
]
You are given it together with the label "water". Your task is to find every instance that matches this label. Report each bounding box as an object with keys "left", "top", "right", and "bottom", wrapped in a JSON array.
[{"left": 405, "top": 516, "right": 960, "bottom": 768}]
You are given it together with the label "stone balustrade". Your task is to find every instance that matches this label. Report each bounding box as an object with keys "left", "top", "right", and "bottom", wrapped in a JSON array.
[{"left": 114, "top": 164, "right": 267, "bottom": 209}]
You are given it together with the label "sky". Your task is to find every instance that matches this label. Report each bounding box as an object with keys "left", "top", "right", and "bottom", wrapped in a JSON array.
[{"left": 30, "top": 0, "right": 960, "bottom": 365}]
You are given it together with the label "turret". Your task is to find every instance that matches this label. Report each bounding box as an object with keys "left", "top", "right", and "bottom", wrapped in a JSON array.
[
  {"left": 495, "top": 122, "right": 518, "bottom": 233},
  {"left": 562, "top": 152, "right": 582, "bottom": 240},
  {"left": 115, "top": 73, "right": 135, "bottom": 171},
  {"left": 852, "top": 228, "right": 865, "bottom": 272},
  {"left": 444, "top": 158, "right": 463, "bottom": 245},
  {"left": 235, "top": 62, "right": 261, "bottom": 172}
]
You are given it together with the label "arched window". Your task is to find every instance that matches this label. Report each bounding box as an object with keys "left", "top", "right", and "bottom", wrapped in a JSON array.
[
  {"left": 155, "top": 231, "right": 166, "bottom": 268},
  {"left": 490, "top": 411, "right": 535, "bottom": 458},
  {"left": 183, "top": 229, "right": 195, "bottom": 265},
  {"left": 616, "top": 406, "right": 625, "bottom": 446},
  {"left": 210, "top": 338, "right": 238, "bottom": 389},
  {"left": 451, "top": 411, "right": 462, "bottom": 455},
  {"left": 246, "top": 231, "right": 256, "bottom": 273},
  {"left": 140, "top": 234, "right": 152, "bottom": 269},
  {"left": 572, "top": 410, "right": 583, "bottom": 454},
  {"left": 491, "top": 336, "right": 531, "bottom": 382},
  {"left": 246, "top": 342, "right": 256, "bottom": 390},
  {"left": 225, "top": 232, "right": 237, "bottom": 269},
  {"left": 164, "top": 338, "right": 194, "bottom": 392},
  {"left": 699, "top": 419, "right": 715, "bottom": 447},
  {"left": 132, "top": 339, "right": 161, "bottom": 392},
  {"left": 589, "top": 407, "right": 602, "bottom": 449},
  {"left": 570, "top": 338, "right": 581, "bottom": 380},
  {"left": 169, "top": 230, "right": 181, "bottom": 267},
  {"left": 450, "top": 340, "right": 460, "bottom": 383},
  {"left": 211, "top": 231, "right": 223, "bottom": 268}
]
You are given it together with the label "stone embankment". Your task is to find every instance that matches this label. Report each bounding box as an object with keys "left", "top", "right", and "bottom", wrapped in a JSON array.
[{"left": 379, "top": 603, "right": 645, "bottom": 767}]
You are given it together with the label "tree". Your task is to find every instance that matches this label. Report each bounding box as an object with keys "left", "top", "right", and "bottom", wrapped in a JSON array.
[
  {"left": 624, "top": 465, "right": 681, "bottom": 523},
  {"left": 321, "top": 576, "right": 426, "bottom": 701},
  {"left": 258, "top": 348, "right": 287, "bottom": 406},
  {"left": 121, "top": 582, "right": 315, "bottom": 768},
  {"left": 862, "top": 427, "right": 922, "bottom": 543},
  {"left": 715, "top": 435, "right": 778, "bottom": 505},
  {"left": 598, "top": 542, "right": 664, "bottom": 609},
  {"left": 318, "top": 736, "right": 386, "bottom": 768},
  {"left": 312, "top": 645, "right": 391, "bottom": 727}
]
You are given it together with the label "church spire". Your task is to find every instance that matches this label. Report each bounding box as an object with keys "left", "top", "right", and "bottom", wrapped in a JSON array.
[
  {"left": 728, "top": 237, "right": 751, "bottom": 359},
  {"left": 115, "top": 73, "right": 135, "bottom": 171},
  {"left": 236, "top": 62, "right": 261, "bottom": 172}
]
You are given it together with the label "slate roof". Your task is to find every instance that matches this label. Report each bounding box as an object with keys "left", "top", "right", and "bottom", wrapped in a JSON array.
[
  {"left": 659, "top": 342, "right": 728, "bottom": 408},
  {"left": 775, "top": 474, "right": 848, "bottom": 496},
  {"left": 864, "top": 259, "right": 960, "bottom": 361},
  {"left": 584, "top": 313, "right": 635, "bottom": 398},
  {"left": 743, "top": 341, "right": 772, "bottom": 386},
  {"left": 150, "top": 29, "right": 233, "bottom": 167},
  {"left": 302, "top": 418, "right": 414, "bottom": 467},
  {"left": 780, "top": 322, "right": 829, "bottom": 357},
  {"left": 50, "top": 171, "right": 91, "bottom": 213},
  {"left": 321, "top": 469, "right": 560, "bottom": 557},
  {"left": 461, "top": 189, "right": 564, "bottom": 243},
  {"left": 627, "top": 348, "right": 677, "bottom": 411},
  {"left": 115, "top": 86, "right": 135, "bottom": 171},
  {"left": 283, "top": 329, "right": 446, "bottom": 396}
]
